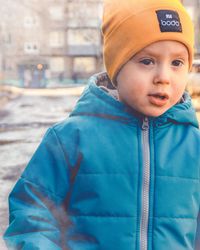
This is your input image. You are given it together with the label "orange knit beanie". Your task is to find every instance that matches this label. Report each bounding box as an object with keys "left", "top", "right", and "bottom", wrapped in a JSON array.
[{"left": 102, "top": 0, "right": 194, "bottom": 84}]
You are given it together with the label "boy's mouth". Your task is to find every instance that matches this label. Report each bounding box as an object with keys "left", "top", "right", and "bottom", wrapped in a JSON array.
[{"left": 148, "top": 93, "right": 169, "bottom": 106}]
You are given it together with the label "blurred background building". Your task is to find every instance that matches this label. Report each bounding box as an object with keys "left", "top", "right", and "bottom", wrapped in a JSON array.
[
  {"left": 0, "top": 0, "right": 103, "bottom": 87},
  {"left": 0, "top": 0, "right": 199, "bottom": 88},
  {"left": 182, "top": 0, "right": 200, "bottom": 56}
]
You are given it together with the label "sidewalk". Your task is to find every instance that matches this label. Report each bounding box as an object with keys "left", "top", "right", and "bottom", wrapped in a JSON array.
[
  {"left": 0, "top": 84, "right": 85, "bottom": 111},
  {"left": 0, "top": 84, "right": 85, "bottom": 96}
]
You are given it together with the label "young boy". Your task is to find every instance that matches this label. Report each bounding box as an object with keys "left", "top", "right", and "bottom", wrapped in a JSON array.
[{"left": 4, "top": 0, "right": 200, "bottom": 249}]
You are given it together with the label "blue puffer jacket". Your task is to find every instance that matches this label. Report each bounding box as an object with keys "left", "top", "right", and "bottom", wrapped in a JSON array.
[{"left": 4, "top": 72, "right": 200, "bottom": 250}]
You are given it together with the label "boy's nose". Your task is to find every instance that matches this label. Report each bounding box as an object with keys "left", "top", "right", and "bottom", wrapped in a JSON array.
[{"left": 153, "top": 65, "right": 170, "bottom": 85}]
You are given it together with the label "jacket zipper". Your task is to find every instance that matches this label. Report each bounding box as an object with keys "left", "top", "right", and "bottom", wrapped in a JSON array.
[{"left": 140, "top": 117, "right": 150, "bottom": 250}]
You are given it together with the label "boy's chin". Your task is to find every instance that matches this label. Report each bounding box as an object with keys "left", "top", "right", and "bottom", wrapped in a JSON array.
[{"left": 140, "top": 108, "right": 169, "bottom": 118}]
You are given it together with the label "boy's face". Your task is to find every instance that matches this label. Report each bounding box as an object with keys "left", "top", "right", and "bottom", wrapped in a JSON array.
[{"left": 116, "top": 41, "right": 189, "bottom": 117}]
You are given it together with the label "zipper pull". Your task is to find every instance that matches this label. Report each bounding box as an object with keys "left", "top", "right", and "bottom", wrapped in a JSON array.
[{"left": 142, "top": 117, "right": 149, "bottom": 130}]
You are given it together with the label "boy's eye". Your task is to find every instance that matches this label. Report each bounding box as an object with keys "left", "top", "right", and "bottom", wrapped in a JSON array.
[
  {"left": 140, "top": 59, "right": 154, "bottom": 65},
  {"left": 172, "top": 60, "right": 184, "bottom": 67}
]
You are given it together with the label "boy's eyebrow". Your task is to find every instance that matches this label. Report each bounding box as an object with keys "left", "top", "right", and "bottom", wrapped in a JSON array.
[{"left": 139, "top": 48, "right": 189, "bottom": 58}]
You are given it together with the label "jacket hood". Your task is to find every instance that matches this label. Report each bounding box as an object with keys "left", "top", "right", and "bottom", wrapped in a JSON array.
[{"left": 70, "top": 72, "right": 199, "bottom": 128}]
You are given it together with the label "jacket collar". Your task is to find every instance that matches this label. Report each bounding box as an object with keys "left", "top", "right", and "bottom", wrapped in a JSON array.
[{"left": 70, "top": 72, "right": 199, "bottom": 128}]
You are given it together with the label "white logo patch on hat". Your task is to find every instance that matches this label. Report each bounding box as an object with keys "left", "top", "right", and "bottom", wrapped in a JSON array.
[{"left": 156, "top": 10, "right": 182, "bottom": 33}]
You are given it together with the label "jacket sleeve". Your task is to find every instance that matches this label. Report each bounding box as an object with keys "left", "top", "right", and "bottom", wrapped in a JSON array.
[{"left": 3, "top": 127, "right": 72, "bottom": 250}]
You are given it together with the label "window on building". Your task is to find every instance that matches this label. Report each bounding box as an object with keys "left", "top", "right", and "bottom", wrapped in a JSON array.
[
  {"left": 68, "top": 29, "right": 100, "bottom": 46},
  {"left": 73, "top": 57, "right": 96, "bottom": 73},
  {"left": 49, "top": 6, "right": 64, "bottom": 21},
  {"left": 3, "top": 33, "right": 12, "bottom": 44},
  {"left": 50, "top": 57, "right": 65, "bottom": 72},
  {"left": 24, "top": 42, "right": 39, "bottom": 54},
  {"left": 49, "top": 31, "right": 65, "bottom": 48},
  {"left": 68, "top": 2, "right": 99, "bottom": 19},
  {"left": 24, "top": 16, "right": 39, "bottom": 28}
]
